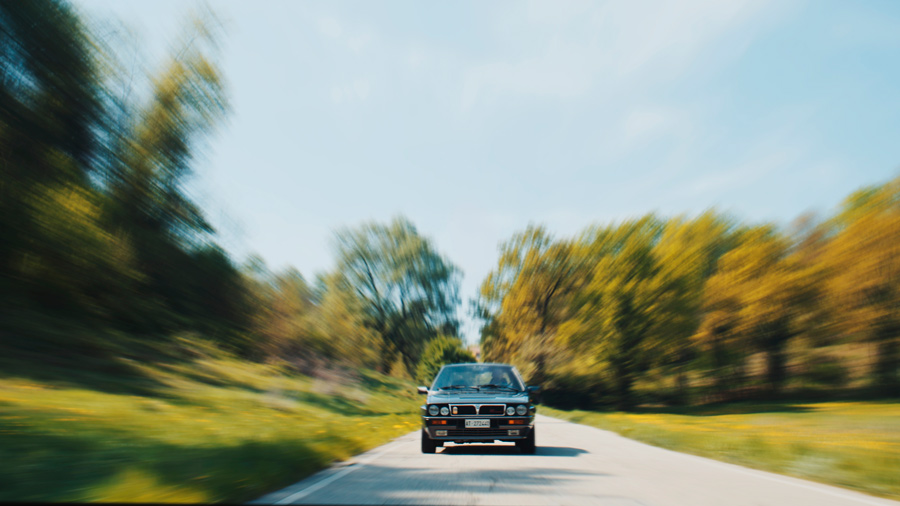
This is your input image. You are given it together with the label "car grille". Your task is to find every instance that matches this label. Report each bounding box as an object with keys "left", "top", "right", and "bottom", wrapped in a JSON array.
[
  {"left": 446, "top": 429, "right": 510, "bottom": 437},
  {"left": 479, "top": 404, "right": 505, "bottom": 415},
  {"left": 450, "top": 405, "right": 476, "bottom": 415},
  {"left": 448, "top": 404, "right": 508, "bottom": 416}
]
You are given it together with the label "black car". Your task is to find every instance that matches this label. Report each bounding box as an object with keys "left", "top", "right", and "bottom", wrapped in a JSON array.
[{"left": 417, "top": 362, "right": 539, "bottom": 454}]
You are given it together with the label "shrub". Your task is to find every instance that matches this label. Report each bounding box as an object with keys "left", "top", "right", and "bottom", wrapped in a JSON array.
[
  {"left": 803, "top": 354, "right": 849, "bottom": 387},
  {"left": 415, "top": 336, "right": 475, "bottom": 385}
]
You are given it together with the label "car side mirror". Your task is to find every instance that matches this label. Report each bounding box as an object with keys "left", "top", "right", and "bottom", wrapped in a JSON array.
[
  {"left": 526, "top": 385, "right": 541, "bottom": 404},
  {"left": 417, "top": 386, "right": 429, "bottom": 395}
]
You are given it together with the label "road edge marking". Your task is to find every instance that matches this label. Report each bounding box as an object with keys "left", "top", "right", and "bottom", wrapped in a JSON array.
[{"left": 273, "top": 434, "right": 414, "bottom": 505}]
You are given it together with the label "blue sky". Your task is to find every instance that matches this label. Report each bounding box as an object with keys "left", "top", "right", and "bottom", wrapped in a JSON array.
[{"left": 75, "top": 0, "right": 900, "bottom": 343}]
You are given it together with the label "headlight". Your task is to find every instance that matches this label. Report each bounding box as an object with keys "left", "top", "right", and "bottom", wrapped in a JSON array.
[
  {"left": 516, "top": 404, "right": 527, "bottom": 416},
  {"left": 428, "top": 405, "right": 439, "bottom": 416},
  {"left": 506, "top": 406, "right": 515, "bottom": 415},
  {"left": 440, "top": 406, "right": 449, "bottom": 416}
]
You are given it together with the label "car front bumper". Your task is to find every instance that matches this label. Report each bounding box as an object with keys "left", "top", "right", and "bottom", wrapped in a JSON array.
[{"left": 422, "top": 416, "right": 534, "bottom": 442}]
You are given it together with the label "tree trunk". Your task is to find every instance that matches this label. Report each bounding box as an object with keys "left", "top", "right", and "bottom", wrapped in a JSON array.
[
  {"left": 614, "top": 364, "right": 635, "bottom": 411},
  {"left": 875, "top": 339, "right": 899, "bottom": 395},
  {"left": 766, "top": 343, "right": 787, "bottom": 396},
  {"left": 712, "top": 334, "right": 729, "bottom": 399}
]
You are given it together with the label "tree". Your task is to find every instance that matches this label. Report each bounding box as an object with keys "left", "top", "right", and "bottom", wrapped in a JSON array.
[
  {"left": 652, "top": 211, "right": 737, "bottom": 402},
  {"left": 824, "top": 178, "right": 900, "bottom": 393},
  {"left": 558, "top": 215, "right": 681, "bottom": 410},
  {"left": 241, "top": 261, "right": 316, "bottom": 360},
  {"left": 416, "top": 336, "right": 475, "bottom": 385},
  {"left": 0, "top": 0, "right": 246, "bottom": 357},
  {"left": 331, "top": 217, "right": 461, "bottom": 374},
  {"left": 476, "top": 226, "right": 586, "bottom": 384},
  {"left": 697, "top": 225, "right": 815, "bottom": 395},
  {"left": 0, "top": 0, "right": 115, "bottom": 313},
  {"left": 307, "top": 271, "right": 382, "bottom": 369},
  {"left": 98, "top": 12, "right": 232, "bottom": 334}
]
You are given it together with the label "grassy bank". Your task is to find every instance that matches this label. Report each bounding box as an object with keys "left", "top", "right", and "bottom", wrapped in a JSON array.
[
  {"left": 0, "top": 337, "right": 420, "bottom": 503},
  {"left": 541, "top": 401, "right": 900, "bottom": 500}
]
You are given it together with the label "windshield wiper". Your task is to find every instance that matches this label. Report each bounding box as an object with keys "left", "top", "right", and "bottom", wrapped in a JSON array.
[
  {"left": 476, "top": 384, "right": 519, "bottom": 391},
  {"left": 438, "top": 385, "right": 473, "bottom": 390}
]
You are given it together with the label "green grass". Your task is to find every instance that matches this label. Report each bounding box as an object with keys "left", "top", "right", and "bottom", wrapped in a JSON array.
[
  {"left": 541, "top": 401, "right": 900, "bottom": 501},
  {"left": 0, "top": 338, "right": 421, "bottom": 503}
]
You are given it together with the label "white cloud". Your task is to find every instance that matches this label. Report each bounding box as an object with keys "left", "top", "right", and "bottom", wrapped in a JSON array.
[
  {"left": 346, "top": 33, "right": 371, "bottom": 53},
  {"left": 329, "top": 78, "right": 371, "bottom": 104},
  {"left": 317, "top": 15, "right": 373, "bottom": 53},
  {"left": 623, "top": 107, "right": 677, "bottom": 144},
  {"left": 407, "top": 46, "right": 426, "bottom": 68},
  {"left": 318, "top": 17, "right": 342, "bottom": 39},
  {"left": 594, "top": 0, "right": 766, "bottom": 78},
  {"left": 330, "top": 87, "right": 344, "bottom": 104},
  {"left": 460, "top": 0, "right": 778, "bottom": 109},
  {"left": 353, "top": 79, "right": 370, "bottom": 100},
  {"left": 461, "top": 40, "right": 595, "bottom": 110},
  {"left": 686, "top": 147, "right": 800, "bottom": 197},
  {"left": 526, "top": 0, "right": 593, "bottom": 26}
]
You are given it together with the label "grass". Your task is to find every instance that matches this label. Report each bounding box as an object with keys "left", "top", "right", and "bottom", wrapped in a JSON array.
[
  {"left": 541, "top": 401, "right": 900, "bottom": 501},
  {"left": 0, "top": 336, "right": 421, "bottom": 503}
]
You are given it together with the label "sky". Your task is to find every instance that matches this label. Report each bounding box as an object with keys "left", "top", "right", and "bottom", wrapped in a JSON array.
[{"left": 75, "top": 0, "right": 900, "bottom": 343}]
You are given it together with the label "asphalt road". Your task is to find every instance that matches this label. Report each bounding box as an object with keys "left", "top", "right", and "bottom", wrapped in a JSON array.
[{"left": 252, "top": 414, "right": 898, "bottom": 506}]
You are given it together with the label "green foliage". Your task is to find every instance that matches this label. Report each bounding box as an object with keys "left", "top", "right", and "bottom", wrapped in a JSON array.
[
  {"left": 331, "top": 217, "right": 461, "bottom": 374},
  {"left": 476, "top": 225, "right": 587, "bottom": 386},
  {"left": 480, "top": 182, "right": 900, "bottom": 407},
  {"left": 823, "top": 179, "right": 900, "bottom": 391},
  {"left": 802, "top": 354, "right": 849, "bottom": 388},
  {"left": 0, "top": 0, "right": 250, "bottom": 356},
  {"left": 0, "top": 345, "right": 420, "bottom": 503},
  {"left": 559, "top": 216, "right": 677, "bottom": 409},
  {"left": 415, "top": 336, "right": 475, "bottom": 385}
]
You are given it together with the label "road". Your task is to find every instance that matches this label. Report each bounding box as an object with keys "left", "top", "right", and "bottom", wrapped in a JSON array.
[{"left": 252, "top": 414, "right": 898, "bottom": 506}]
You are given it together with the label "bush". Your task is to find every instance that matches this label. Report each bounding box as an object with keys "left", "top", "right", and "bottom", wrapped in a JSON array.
[
  {"left": 415, "top": 336, "right": 475, "bottom": 385},
  {"left": 803, "top": 354, "right": 849, "bottom": 387}
]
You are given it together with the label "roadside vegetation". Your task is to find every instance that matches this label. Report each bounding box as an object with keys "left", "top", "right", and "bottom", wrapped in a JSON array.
[
  {"left": 0, "top": 3, "right": 470, "bottom": 502},
  {"left": 541, "top": 401, "right": 900, "bottom": 501},
  {"left": 476, "top": 179, "right": 900, "bottom": 410},
  {"left": 3, "top": 0, "right": 900, "bottom": 502},
  {"left": 0, "top": 336, "right": 420, "bottom": 503}
]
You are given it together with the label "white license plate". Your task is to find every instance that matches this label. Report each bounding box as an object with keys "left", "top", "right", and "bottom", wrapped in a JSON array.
[{"left": 465, "top": 419, "right": 490, "bottom": 428}]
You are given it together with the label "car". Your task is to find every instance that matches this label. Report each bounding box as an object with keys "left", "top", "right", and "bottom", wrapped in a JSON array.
[{"left": 417, "top": 362, "right": 540, "bottom": 454}]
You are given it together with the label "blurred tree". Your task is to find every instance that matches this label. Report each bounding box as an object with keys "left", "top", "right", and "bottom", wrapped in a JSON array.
[
  {"left": 308, "top": 271, "right": 381, "bottom": 369},
  {"left": 243, "top": 262, "right": 311, "bottom": 359},
  {"left": 558, "top": 216, "right": 679, "bottom": 410},
  {"left": 331, "top": 217, "right": 461, "bottom": 374},
  {"left": 0, "top": 0, "right": 109, "bottom": 305},
  {"left": 653, "top": 211, "right": 737, "bottom": 402},
  {"left": 415, "top": 336, "right": 475, "bottom": 385},
  {"left": 698, "top": 225, "right": 816, "bottom": 395},
  {"left": 824, "top": 178, "right": 900, "bottom": 393},
  {"left": 476, "top": 226, "right": 586, "bottom": 385},
  {"left": 99, "top": 12, "right": 232, "bottom": 335},
  {"left": 0, "top": 0, "right": 247, "bottom": 358}
]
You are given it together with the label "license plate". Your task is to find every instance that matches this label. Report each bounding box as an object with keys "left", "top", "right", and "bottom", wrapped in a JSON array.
[{"left": 465, "top": 419, "right": 490, "bottom": 428}]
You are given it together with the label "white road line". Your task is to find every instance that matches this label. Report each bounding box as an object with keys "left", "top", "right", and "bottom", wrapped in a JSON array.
[{"left": 274, "top": 438, "right": 412, "bottom": 505}]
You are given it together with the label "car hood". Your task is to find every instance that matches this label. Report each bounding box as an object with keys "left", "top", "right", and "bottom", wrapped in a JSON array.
[{"left": 426, "top": 391, "right": 530, "bottom": 404}]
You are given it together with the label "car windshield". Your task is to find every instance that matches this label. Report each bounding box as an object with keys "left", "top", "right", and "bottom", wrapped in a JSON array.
[{"left": 431, "top": 364, "right": 525, "bottom": 391}]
